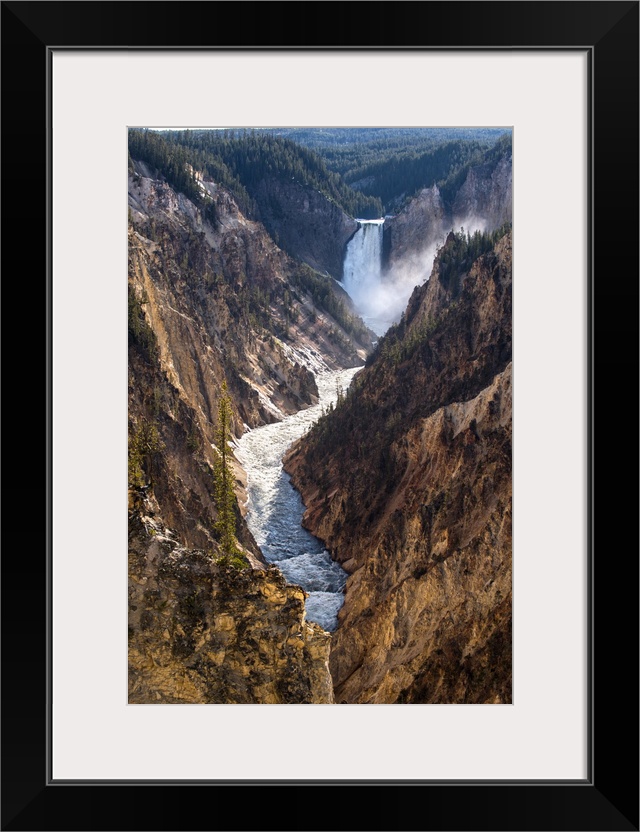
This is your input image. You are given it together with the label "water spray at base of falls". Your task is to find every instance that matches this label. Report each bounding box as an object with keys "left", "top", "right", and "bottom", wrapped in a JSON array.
[
  {"left": 342, "top": 217, "right": 443, "bottom": 337},
  {"left": 235, "top": 367, "right": 359, "bottom": 632}
]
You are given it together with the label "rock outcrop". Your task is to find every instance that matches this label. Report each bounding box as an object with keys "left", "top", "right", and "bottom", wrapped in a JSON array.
[
  {"left": 129, "top": 508, "right": 333, "bottom": 704},
  {"left": 285, "top": 231, "right": 512, "bottom": 703},
  {"left": 384, "top": 184, "right": 448, "bottom": 271}
]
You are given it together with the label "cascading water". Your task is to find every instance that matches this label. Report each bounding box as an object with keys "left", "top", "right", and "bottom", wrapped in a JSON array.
[
  {"left": 343, "top": 220, "right": 384, "bottom": 299},
  {"left": 342, "top": 219, "right": 391, "bottom": 335},
  {"left": 235, "top": 367, "right": 359, "bottom": 632}
]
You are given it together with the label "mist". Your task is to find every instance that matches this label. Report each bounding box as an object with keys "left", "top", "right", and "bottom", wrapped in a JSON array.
[
  {"left": 355, "top": 239, "right": 442, "bottom": 335},
  {"left": 344, "top": 215, "right": 488, "bottom": 337}
]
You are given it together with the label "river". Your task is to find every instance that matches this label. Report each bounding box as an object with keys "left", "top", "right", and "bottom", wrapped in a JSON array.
[{"left": 235, "top": 367, "right": 359, "bottom": 631}]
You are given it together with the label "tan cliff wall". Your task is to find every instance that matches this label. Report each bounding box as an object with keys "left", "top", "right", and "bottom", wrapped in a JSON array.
[
  {"left": 128, "top": 164, "right": 364, "bottom": 703},
  {"left": 285, "top": 232, "right": 512, "bottom": 703},
  {"left": 329, "top": 365, "right": 511, "bottom": 704},
  {"left": 129, "top": 508, "right": 333, "bottom": 704}
]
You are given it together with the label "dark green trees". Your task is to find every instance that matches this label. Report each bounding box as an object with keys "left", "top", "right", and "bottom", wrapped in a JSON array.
[
  {"left": 128, "top": 420, "right": 162, "bottom": 489},
  {"left": 213, "top": 381, "right": 243, "bottom": 565},
  {"left": 128, "top": 128, "right": 382, "bottom": 221}
]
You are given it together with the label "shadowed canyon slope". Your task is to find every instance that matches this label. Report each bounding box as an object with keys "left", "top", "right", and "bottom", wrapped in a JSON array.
[
  {"left": 285, "top": 231, "right": 513, "bottom": 703},
  {"left": 253, "top": 177, "right": 358, "bottom": 279}
]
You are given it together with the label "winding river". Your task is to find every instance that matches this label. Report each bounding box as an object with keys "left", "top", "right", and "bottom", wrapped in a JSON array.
[{"left": 235, "top": 367, "right": 359, "bottom": 631}]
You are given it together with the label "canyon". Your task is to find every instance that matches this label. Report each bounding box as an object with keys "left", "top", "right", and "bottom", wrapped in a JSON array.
[{"left": 128, "top": 129, "right": 512, "bottom": 704}]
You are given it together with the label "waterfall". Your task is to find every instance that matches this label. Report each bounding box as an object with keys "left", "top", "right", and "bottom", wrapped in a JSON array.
[
  {"left": 342, "top": 219, "right": 390, "bottom": 335},
  {"left": 343, "top": 219, "right": 384, "bottom": 298}
]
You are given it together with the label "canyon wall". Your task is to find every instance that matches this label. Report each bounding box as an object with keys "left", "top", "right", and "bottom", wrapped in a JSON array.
[
  {"left": 254, "top": 177, "right": 358, "bottom": 279},
  {"left": 128, "top": 162, "right": 367, "bottom": 702},
  {"left": 285, "top": 231, "right": 513, "bottom": 703},
  {"left": 383, "top": 146, "right": 512, "bottom": 277}
]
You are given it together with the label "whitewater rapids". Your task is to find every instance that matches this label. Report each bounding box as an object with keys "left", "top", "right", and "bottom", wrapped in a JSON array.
[{"left": 235, "top": 367, "right": 359, "bottom": 631}]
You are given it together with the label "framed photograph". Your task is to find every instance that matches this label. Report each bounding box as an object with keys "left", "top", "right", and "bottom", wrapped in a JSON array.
[{"left": 3, "top": 1, "right": 637, "bottom": 830}]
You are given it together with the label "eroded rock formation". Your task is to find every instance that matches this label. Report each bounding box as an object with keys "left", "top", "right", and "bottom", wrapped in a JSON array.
[
  {"left": 129, "top": 508, "right": 333, "bottom": 704},
  {"left": 383, "top": 147, "right": 512, "bottom": 277}
]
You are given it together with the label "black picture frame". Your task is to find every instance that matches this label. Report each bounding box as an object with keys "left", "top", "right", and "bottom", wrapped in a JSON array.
[{"left": 2, "top": 2, "right": 638, "bottom": 830}]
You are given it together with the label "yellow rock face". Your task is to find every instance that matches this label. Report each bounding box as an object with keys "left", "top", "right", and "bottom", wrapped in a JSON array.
[
  {"left": 330, "top": 366, "right": 512, "bottom": 704},
  {"left": 128, "top": 518, "right": 334, "bottom": 704}
]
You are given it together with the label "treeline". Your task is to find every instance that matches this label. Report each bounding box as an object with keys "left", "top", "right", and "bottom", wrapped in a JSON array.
[
  {"left": 267, "top": 127, "right": 508, "bottom": 176},
  {"left": 156, "top": 129, "right": 383, "bottom": 220},
  {"left": 344, "top": 140, "right": 486, "bottom": 208},
  {"left": 437, "top": 222, "right": 511, "bottom": 295},
  {"left": 130, "top": 128, "right": 511, "bottom": 224},
  {"left": 267, "top": 128, "right": 511, "bottom": 212},
  {"left": 345, "top": 132, "right": 512, "bottom": 211}
]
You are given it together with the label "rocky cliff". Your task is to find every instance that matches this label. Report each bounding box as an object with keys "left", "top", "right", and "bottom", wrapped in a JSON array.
[
  {"left": 129, "top": 506, "right": 333, "bottom": 704},
  {"left": 383, "top": 184, "right": 448, "bottom": 272},
  {"left": 128, "top": 161, "right": 367, "bottom": 702},
  {"left": 384, "top": 147, "right": 512, "bottom": 276},
  {"left": 284, "top": 230, "right": 512, "bottom": 703},
  {"left": 254, "top": 177, "right": 358, "bottom": 279},
  {"left": 452, "top": 152, "right": 512, "bottom": 231}
]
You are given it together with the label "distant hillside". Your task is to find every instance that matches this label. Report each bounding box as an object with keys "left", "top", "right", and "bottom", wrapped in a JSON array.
[
  {"left": 348, "top": 133, "right": 512, "bottom": 212},
  {"left": 267, "top": 127, "right": 509, "bottom": 179}
]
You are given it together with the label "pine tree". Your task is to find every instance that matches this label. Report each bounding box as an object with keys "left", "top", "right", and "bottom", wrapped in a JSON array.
[
  {"left": 213, "top": 381, "right": 242, "bottom": 564},
  {"left": 128, "top": 419, "right": 162, "bottom": 489}
]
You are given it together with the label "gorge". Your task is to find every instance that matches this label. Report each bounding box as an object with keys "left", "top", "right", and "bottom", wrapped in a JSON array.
[
  {"left": 235, "top": 366, "right": 358, "bottom": 632},
  {"left": 128, "top": 127, "right": 513, "bottom": 704}
]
